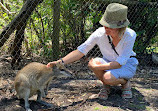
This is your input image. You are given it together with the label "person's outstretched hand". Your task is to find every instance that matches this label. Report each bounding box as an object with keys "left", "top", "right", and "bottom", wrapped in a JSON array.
[{"left": 47, "top": 61, "right": 58, "bottom": 68}]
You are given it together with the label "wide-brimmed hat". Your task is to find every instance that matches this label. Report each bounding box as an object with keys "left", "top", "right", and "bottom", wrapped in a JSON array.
[{"left": 99, "top": 3, "right": 130, "bottom": 28}]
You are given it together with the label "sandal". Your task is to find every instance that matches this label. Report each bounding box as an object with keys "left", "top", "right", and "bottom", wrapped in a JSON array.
[
  {"left": 98, "top": 85, "right": 110, "bottom": 100},
  {"left": 122, "top": 88, "right": 132, "bottom": 99},
  {"left": 121, "top": 80, "right": 132, "bottom": 99}
]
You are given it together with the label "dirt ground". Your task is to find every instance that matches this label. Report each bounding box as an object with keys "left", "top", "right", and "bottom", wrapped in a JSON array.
[{"left": 0, "top": 56, "right": 158, "bottom": 111}]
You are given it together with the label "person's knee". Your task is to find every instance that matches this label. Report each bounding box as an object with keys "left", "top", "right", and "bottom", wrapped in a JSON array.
[
  {"left": 103, "top": 73, "right": 116, "bottom": 85},
  {"left": 103, "top": 76, "right": 113, "bottom": 85}
]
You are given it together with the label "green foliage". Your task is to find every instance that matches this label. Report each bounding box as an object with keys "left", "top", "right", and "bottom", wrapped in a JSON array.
[
  {"left": 129, "top": 3, "right": 158, "bottom": 54},
  {"left": 60, "top": 0, "right": 103, "bottom": 54},
  {"left": 0, "top": 0, "right": 23, "bottom": 28},
  {"left": 1, "top": 0, "right": 158, "bottom": 58}
]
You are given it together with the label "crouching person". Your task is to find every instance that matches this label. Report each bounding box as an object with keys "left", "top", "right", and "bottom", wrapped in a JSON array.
[{"left": 47, "top": 3, "right": 138, "bottom": 100}]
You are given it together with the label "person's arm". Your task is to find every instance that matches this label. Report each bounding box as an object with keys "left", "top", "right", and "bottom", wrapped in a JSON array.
[
  {"left": 47, "top": 50, "right": 84, "bottom": 67},
  {"left": 62, "top": 50, "right": 84, "bottom": 64},
  {"left": 47, "top": 28, "right": 100, "bottom": 68},
  {"left": 88, "top": 58, "right": 122, "bottom": 71}
]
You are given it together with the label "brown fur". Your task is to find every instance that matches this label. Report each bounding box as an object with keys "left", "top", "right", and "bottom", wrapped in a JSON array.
[{"left": 14, "top": 62, "right": 53, "bottom": 111}]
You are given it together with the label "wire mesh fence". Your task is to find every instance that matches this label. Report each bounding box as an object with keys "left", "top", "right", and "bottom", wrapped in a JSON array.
[
  {"left": 0, "top": 0, "right": 158, "bottom": 110},
  {"left": 0, "top": 0, "right": 158, "bottom": 78}
]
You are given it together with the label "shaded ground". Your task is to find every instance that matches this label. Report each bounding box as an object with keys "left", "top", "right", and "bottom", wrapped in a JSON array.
[{"left": 0, "top": 55, "right": 158, "bottom": 111}]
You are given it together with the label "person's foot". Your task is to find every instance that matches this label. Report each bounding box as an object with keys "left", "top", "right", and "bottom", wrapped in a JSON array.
[
  {"left": 98, "top": 85, "right": 110, "bottom": 100},
  {"left": 121, "top": 80, "right": 132, "bottom": 99}
]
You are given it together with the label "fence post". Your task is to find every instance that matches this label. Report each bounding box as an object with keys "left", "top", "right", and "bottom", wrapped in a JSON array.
[{"left": 51, "top": 0, "right": 61, "bottom": 60}]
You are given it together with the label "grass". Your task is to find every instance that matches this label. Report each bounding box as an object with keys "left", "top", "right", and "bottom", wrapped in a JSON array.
[{"left": 94, "top": 107, "right": 100, "bottom": 110}]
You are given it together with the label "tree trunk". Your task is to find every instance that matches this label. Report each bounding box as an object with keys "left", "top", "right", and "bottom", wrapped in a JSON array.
[
  {"left": 0, "top": 0, "right": 43, "bottom": 48},
  {"left": 0, "top": 0, "right": 43, "bottom": 68},
  {"left": 11, "top": 22, "right": 26, "bottom": 68},
  {"left": 51, "top": 0, "right": 61, "bottom": 60}
]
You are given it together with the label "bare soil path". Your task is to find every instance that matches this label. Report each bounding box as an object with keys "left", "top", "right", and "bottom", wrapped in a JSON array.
[{"left": 0, "top": 56, "right": 158, "bottom": 111}]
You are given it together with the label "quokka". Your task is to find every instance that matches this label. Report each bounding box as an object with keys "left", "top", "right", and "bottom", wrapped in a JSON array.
[{"left": 14, "top": 62, "right": 62, "bottom": 111}]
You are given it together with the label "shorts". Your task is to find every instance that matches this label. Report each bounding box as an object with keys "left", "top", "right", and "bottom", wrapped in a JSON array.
[{"left": 93, "top": 57, "right": 139, "bottom": 79}]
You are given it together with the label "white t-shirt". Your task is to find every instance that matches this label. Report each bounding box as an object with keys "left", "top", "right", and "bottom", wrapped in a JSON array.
[{"left": 77, "top": 27, "right": 137, "bottom": 65}]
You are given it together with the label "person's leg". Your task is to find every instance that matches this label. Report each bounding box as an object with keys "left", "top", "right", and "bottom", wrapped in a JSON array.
[
  {"left": 103, "top": 72, "right": 132, "bottom": 98},
  {"left": 121, "top": 80, "right": 132, "bottom": 99},
  {"left": 93, "top": 69, "right": 132, "bottom": 99},
  {"left": 88, "top": 58, "right": 132, "bottom": 99},
  {"left": 103, "top": 70, "right": 132, "bottom": 99},
  {"left": 89, "top": 60, "right": 124, "bottom": 100},
  {"left": 122, "top": 79, "right": 131, "bottom": 89},
  {"left": 102, "top": 71, "right": 127, "bottom": 86},
  {"left": 88, "top": 60, "right": 127, "bottom": 86},
  {"left": 88, "top": 60, "right": 110, "bottom": 100}
]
